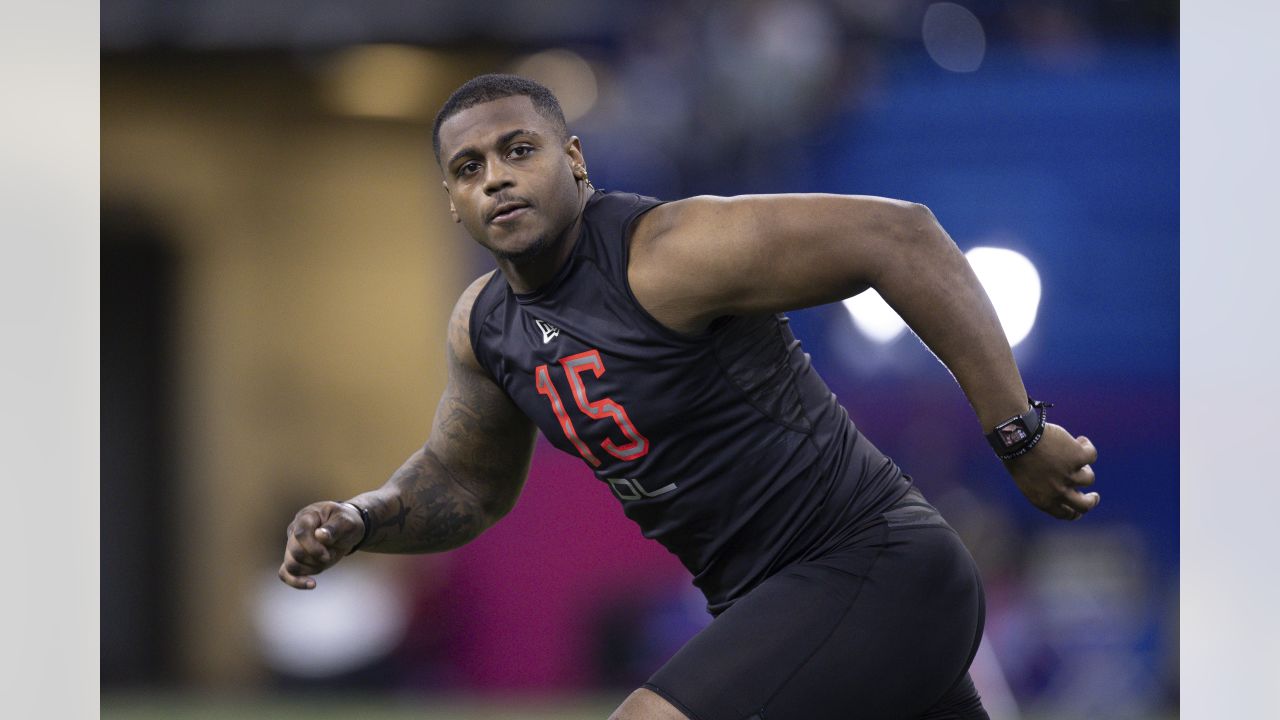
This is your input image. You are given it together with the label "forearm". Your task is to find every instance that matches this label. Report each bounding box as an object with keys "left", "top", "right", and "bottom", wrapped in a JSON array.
[
  {"left": 346, "top": 445, "right": 488, "bottom": 553},
  {"left": 874, "top": 205, "right": 1030, "bottom": 433}
]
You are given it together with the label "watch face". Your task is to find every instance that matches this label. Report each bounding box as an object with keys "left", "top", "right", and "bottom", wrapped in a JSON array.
[{"left": 998, "top": 421, "right": 1028, "bottom": 447}]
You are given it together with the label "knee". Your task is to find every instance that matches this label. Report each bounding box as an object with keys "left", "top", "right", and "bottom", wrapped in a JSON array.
[{"left": 608, "top": 688, "right": 690, "bottom": 720}]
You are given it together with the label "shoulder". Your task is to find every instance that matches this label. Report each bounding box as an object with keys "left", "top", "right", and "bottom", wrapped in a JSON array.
[
  {"left": 451, "top": 270, "right": 499, "bottom": 328},
  {"left": 583, "top": 189, "right": 672, "bottom": 240},
  {"left": 628, "top": 195, "right": 738, "bottom": 277},
  {"left": 628, "top": 195, "right": 740, "bottom": 255},
  {"left": 625, "top": 196, "right": 736, "bottom": 335},
  {"left": 447, "top": 271, "right": 500, "bottom": 372}
]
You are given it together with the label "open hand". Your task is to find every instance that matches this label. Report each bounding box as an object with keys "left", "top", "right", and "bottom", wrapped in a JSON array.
[
  {"left": 278, "top": 501, "right": 365, "bottom": 589},
  {"left": 1003, "top": 423, "right": 1100, "bottom": 521}
]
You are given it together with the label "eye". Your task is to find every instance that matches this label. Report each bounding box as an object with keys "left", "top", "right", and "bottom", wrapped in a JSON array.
[
  {"left": 457, "top": 161, "right": 481, "bottom": 177},
  {"left": 508, "top": 144, "right": 534, "bottom": 159}
]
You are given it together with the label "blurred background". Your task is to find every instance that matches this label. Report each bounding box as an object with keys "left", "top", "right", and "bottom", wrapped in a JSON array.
[{"left": 100, "top": 1, "right": 1177, "bottom": 718}]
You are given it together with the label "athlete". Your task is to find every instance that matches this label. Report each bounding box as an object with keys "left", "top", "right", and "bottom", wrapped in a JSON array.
[{"left": 279, "top": 74, "right": 1100, "bottom": 720}]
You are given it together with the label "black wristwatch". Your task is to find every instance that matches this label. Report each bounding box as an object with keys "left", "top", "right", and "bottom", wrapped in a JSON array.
[
  {"left": 342, "top": 501, "right": 374, "bottom": 552},
  {"left": 985, "top": 399, "right": 1053, "bottom": 460}
]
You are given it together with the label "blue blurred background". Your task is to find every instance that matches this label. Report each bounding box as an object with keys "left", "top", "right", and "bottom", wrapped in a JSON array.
[{"left": 101, "top": 1, "right": 1177, "bottom": 718}]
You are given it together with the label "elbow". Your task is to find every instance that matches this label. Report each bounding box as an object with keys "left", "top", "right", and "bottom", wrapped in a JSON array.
[
  {"left": 894, "top": 201, "right": 954, "bottom": 256},
  {"left": 480, "top": 495, "right": 517, "bottom": 529},
  {"left": 899, "top": 201, "right": 940, "bottom": 240},
  {"left": 854, "top": 197, "right": 938, "bottom": 245},
  {"left": 864, "top": 200, "right": 950, "bottom": 290},
  {"left": 908, "top": 201, "right": 934, "bottom": 220}
]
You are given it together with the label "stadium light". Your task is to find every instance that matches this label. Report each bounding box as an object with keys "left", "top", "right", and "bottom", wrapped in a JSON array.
[
  {"left": 922, "top": 3, "right": 986, "bottom": 73},
  {"left": 964, "top": 246, "right": 1041, "bottom": 347},
  {"left": 843, "top": 290, "right": 908, "bottom": 344},
  {"left": 512, "top": 49, "right": 599, "bottom": 122},
  {"left": 321, "top": 44, "right": 448, "bottom": 121},
  {"left": 843, "top": 246, "right": 1041, "bottom": 348}
]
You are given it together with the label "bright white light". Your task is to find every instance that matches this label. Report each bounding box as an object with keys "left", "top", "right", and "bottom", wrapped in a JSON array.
[
  {"left": 843, "top": 290, "right": 907, "bottom": 344},
  {"left": 964, "top": 246, "right": 1041, "bottom": 347},
  {"left": 922, "top": 3, "right": 986, "bottom": 73},
  {"left": 844, "top": 246, "right": 1041, "bottom": 348},
  {"left": 252, "top": 564, "right": 408, "bottom": 678}
]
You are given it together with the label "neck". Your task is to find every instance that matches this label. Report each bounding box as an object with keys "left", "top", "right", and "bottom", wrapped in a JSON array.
[{"left": 496, "top": 185, "right": 594, "bottom": 295}]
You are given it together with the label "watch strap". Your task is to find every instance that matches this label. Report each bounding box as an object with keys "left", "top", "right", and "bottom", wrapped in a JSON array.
[
  {"left": 342, "top": 501, "right": 374, "bottom": 552},
  {"left": 986, "top": 398, "right": 1053, "bottom": 460}
]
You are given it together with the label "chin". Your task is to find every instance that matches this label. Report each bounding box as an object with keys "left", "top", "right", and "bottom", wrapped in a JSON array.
[{"left": 490, "top": 233, "right": 549, "bottom": 263}]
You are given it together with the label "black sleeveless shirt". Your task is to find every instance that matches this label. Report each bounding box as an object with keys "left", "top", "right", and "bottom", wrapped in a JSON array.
[{"left": 470, "top": 190, "right": 912, "bottom": 615}]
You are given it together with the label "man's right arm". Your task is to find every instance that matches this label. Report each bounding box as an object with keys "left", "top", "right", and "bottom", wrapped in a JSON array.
[{"left": 278, "top": 273, "right": 537, "bottom": 589}]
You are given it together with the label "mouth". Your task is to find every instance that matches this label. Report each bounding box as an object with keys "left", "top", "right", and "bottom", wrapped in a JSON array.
[{"left": 488, "top": 201, "right": 531, "bottom": 225}]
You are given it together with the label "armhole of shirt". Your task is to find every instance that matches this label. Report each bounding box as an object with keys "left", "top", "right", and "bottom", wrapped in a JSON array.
[
  {"left": 618, "top": 198, "right": 734, "bottom": 346},
  {"left": 467, "top": 270, "right": 506, "bottom": 378}
]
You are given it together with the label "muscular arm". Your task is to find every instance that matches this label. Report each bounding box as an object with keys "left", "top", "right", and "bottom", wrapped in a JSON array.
[
  {"left": 629, "top": 194, "right": 1099, "bottom": 519},
  {"left": 349, "top": 273, "right": 537, "bottom": 552},
  {"left": 631, "top": 195, "right": 1026, "bottom": 428},
  {"left": 279, "top": 274, "right": 536, "bottom": 588}
]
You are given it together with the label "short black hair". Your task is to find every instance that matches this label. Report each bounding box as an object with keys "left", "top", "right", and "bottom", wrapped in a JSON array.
[{"left": 432, "top": 73, "right": 569, "bottom": 162}]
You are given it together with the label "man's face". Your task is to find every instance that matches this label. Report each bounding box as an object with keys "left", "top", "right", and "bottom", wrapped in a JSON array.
[{"left": 437, "top": 96, "right": 583, "bottom": 262}]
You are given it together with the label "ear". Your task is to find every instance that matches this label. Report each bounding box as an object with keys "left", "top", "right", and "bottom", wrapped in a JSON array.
[
  {"left": 442, "top": 181, "right": 461, "bottom": 223},
  {"left": 564, "top": 136, "right": 586, "bottom": 175}
]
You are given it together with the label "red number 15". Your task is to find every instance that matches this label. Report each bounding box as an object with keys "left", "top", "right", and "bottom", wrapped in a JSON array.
[{"left": 534, "top": 349, "right": 650, "bottom": 467}]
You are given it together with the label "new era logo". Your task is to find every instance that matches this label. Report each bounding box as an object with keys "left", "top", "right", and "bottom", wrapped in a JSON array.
[{"left": 534, "top": 319, "right": 560, "bottom": 344}]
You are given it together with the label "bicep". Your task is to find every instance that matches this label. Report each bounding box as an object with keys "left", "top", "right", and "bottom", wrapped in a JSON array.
[
  {"left": 631, "top": 193, "right": 929, "bottom": 326},
  {"left": 425, "top": 280, "right": 537, "bottom": 523}
]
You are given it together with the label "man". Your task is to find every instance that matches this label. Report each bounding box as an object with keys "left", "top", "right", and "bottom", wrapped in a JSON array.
[{"left": 279, "top": 74, "right": 1099, "bottom": 720}]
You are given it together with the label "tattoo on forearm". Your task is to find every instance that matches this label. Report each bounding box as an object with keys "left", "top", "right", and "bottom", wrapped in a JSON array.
[
  {"left": 373, "top": 497, "right": 409, "bottom": 535},
  {"left": 349, "top": 276, "right": 534, "bottom": 554},
  {"left": 356, "top": 449, "right": 486, "bottom": 553}
]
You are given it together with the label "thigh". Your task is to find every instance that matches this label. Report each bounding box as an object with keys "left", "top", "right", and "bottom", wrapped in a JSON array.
[{"left": 646, "top": 519, "right": 986, "bottom": 720}]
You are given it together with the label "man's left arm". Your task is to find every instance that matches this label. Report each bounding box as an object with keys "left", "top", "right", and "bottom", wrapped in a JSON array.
[{"left": 628, "top": 193, "right": 1099, "bottom": 520}]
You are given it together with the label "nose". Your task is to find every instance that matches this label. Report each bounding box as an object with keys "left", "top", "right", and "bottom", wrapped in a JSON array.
[{"left": 482, "top": 160, "right": 514, "bottom": 195}]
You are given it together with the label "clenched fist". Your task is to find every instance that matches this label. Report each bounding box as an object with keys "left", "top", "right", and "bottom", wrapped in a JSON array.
[
  {"left": 278, "top": 501, "right": 366, "bottom": 589},
  {"left": 1003, "top": 423, "right": 1100, "bottom": 521}
]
